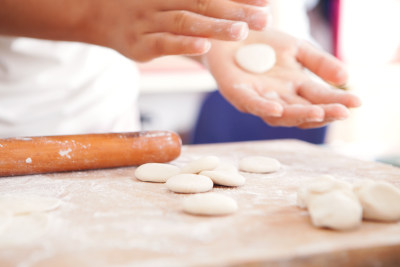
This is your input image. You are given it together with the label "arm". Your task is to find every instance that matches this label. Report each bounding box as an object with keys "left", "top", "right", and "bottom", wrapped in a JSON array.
[{"left": 0, "top": 0, "right": 269, "bottom": 61}]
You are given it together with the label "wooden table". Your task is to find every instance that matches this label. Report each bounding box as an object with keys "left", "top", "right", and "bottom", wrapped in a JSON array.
[{"left": 1, "top": 140, "right": 400, "bottom": 266}]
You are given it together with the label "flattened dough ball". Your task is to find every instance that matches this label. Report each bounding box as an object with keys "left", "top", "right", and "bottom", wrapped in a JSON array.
[
  {"left": 166, "top": 174, "right": 213, "bottom": 193},
  {"left": 239, "top": 156, "right": 280, "bottom": 173},
  {"left": 134, "top": 163, "right": 180, "bottom": 183},
  {"left": 200, "top": 170, "right": 245, "bottom": 187},
  {"left": 0, "top": 195, "right": 61, "bottom": 215},
  {"left": 235, "top": 43, "right": 276, "bottom": 74},
  {"left": 307, "top": 190, "right": 362, "bottom": 231},
  {"left": 180, "top": 156, "right": 220, "bottom": 174},
  {"left": 183, "top": 193, "right": 238, "bottom": 216},
  {"left": 354, "top": 180, "right": 400, "bottom": 222}
]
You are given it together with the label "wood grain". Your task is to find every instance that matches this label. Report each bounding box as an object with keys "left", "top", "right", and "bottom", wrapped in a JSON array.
[{"left": 0, "top": 140, "right": 399, "bottom": 266}]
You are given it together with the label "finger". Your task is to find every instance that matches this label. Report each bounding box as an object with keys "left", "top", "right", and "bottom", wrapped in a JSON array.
[
  {"left": 280, "top": 93, "right": 311, "bottom": 105},
  {"left": 133, "top": 33, "right": 211, "bottom": 62},
  {"left": 297, "top": 104, "right": 350, "bottom": 129},
  {"left": 222, "top": 83, "right": 284, "bottom": 117},
  {"left": 230, "top": 0, "right": 269, "bottom": 7},
  {"left": 152, "top": 11, "right": 249, "bottom": 41},
  {"left": 158, "top": 0, "right": 269, "bottom": 31},
  {"left": 296, "top": 40, "right": 348, "bottom": 86},
  {"left": 264, "top": 104, "right": 325, "bottom": 127},
  {"left": 297, "top": 81, "right": 362, "bottom": 108}
]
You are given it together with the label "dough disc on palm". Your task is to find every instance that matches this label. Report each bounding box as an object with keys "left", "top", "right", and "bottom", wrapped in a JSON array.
[
  {"left": 235, "top": 43, "right": 276, "bottom": 74},
  {"left": 183, "top": 193, "right": 238, "bottom": 216},
  {"left": 239, "top": 156, "right": 281, "bottom": 173},
  {"left": 166, "top": 174, "right": 213, "bottom": 193},
  {"left": 134, "top": 163, "right": 180, "bottom": 183}
]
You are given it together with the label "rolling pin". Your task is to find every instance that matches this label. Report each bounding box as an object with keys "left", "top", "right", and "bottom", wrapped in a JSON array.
[{"left": 0, "top": 131, "right": 181, "bottom": 176}]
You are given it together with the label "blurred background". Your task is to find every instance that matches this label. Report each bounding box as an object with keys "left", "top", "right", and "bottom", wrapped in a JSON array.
[{"left": 137, "top": 0, "right": 400, "bottom": 165}]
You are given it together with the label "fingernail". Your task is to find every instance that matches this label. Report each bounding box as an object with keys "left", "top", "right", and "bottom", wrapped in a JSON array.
[
  {"left": 253, "top": 0, "right": 268, "bottom": 7},
  {"left": 251, "top": 8, "right": 269, "bottom": 30},
  {"left": 193, "top": 39, "right": 211, "bottom": 54},
  {"left": 230, "top": 22, "right": 249, "bottom": 40},
  {"left": 335, "top": 69, "right": 348, "bottom": 83}
]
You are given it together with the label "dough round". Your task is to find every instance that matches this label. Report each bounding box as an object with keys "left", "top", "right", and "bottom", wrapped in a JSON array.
[
  {"left": 183, "top": 193, "right": 238, "bottom": 216},
  {"left": 297, "top": 175, "right": 352, "bottom": 208},
  {"left": 0, "top": 195, "right": 61, "bottom": 215},
  {"left": 200, "top": 170, "right": 245, "bottom": 187},
  {"left": 354, "top": 180, "right": 400, "bottom": 222},
  {"left": 134, "top": 163, "right": 180, "bottom": 183},
  {"left": 307, "top": 190, "right": 362, "bottom": 231},
  {"left": 166, "top": 174, "right": 213, "bottom": 193},
  {"left": 180, "top": 156, "right": 221, "bottom": 174},
  {"left": 213, "top": 162, "right": 238, "bottom": 173},
  {"left": 235, "top": 43, "right": 276, "bottom": 74},
  {"left": 238, "top": 156, "right": 280, "bottom": 173}
]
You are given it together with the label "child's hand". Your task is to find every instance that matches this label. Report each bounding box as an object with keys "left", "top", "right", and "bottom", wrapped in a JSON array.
[
  {"left": 203, "top": 29, "right": 361, "bottom": 128},
  {"left": 94, "top": 0, "right": 269, "bottom": 61}
]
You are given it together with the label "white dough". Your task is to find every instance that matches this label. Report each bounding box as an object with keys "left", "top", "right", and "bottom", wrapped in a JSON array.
[
  {"left": 213, "top": 162, "right": 238, "bottom": 173},
  {"left": 297, "top": 175, "right": 352, "bottom": 208},
  {"left": 0, "top": 212, "right": 49, "bottom": 246},
  {"left": 200, "top": 170, "right": 245, "bottom": 187},
  {"left": 0, "top": 210, "right": 12, "bottom": 234},
  {"left": 180, "top": 156, "right": 221, "bottom": 174},
  {"left": 166, "top": 174, "right": 213, "bottom": 193},
  {"left": 134, "top": 163, "right": 180, "bottom": 183},
  {"left": 0, "top": 195, "right": 61, "bottom": 215},
  {"left": 238, "top": 156, "right": 280, "bottom": 173},
  {"left": 235, "top": 43, "right": 276, "bottom": 74},
  {"left": 183, "top": 193, "right": 238, "bottom": 216},
  {"left": 354, "top": 180, "right": 400, "bottom": 222},
  {"left": 307, "top": 190, "right": 362, "bottom": 231}
]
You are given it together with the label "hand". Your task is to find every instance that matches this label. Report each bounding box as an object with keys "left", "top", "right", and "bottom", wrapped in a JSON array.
[
  {"left": 92, "top": 0, "right": 270, "bottom": 61},
  {"left": 203, "top": 29, "right": 361, "bottom": 128},
  {"left": 0, "top": 0, "right": 269, "bottom": 62}
]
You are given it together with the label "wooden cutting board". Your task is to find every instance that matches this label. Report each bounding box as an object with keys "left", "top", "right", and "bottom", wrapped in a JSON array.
[{"left": 0, "top": 140, "right": 399, "bottom": 266}]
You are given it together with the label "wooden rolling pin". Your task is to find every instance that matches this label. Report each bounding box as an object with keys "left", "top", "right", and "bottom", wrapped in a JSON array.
[{"left": 0, "top": 131, "right": 181, "bottom": 176}]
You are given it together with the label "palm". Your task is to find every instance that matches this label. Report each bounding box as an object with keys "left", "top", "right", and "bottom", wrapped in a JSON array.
[{"left": 205, "top": 29, "right": 361, "bottom": 128}]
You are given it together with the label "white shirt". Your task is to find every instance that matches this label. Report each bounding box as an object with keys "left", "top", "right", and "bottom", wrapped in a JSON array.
[{"left": 0, "top": 37, "right": 141, "bottom": 138}]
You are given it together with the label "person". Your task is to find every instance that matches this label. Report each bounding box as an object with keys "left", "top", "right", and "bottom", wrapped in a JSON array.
[{"left": 0, "top": 0, "right": 360, "bottom": 138}]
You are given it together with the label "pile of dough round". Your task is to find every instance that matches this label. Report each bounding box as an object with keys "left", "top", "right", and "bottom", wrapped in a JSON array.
[
  {"left": 297, "top": 175, "right": 352, "bottom": 208},
  {"left": 235, "top": 43, "right": 276, "bottom": 74},
  {"left": 239, "top": 156, "right": 281, "bottom": 173},
  {"left": 297, "top": 175, "right": 362, "bottom": 230},
  {"left": 183, "top": 193, "right": 238, "bottom": 216},
  {"left": 200, "top": 170, "right": 245, "bottom": 187},
  {"left": 134, "top": 163, "right": 180, "bottom": 183},
  {"left": 307, "top": 191, "right": 362, "bottom": 231},
  {"left": 180, "top": 156, "right": 221, "bottom": 174},
  {"left": 166, "top": 174, "right": 213, "bottom": 193},
  {"left": 354, "top": 180, "right": 400, "bottom": 222}
]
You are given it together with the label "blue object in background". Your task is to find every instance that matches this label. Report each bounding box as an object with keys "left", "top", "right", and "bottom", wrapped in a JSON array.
[{"left": 191, "top": 91, "right": 327, "bottom": 145}]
